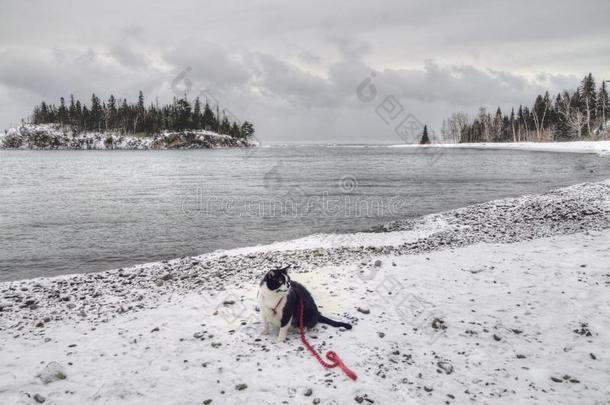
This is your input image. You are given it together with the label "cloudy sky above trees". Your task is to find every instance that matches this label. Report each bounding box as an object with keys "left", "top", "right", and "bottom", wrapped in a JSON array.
[{"left": 1, "top": 0, "right": 608, "bottom": 143}]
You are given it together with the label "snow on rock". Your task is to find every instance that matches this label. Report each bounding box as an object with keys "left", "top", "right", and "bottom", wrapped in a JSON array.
[
  {"left": 37, "top": 362, "right": 67, "bottom": 384},
  {"left": 1, "top": 180, "right": 610, "bottom": 404},
  {"left": 0, "top": 124, "right": 257, "bottom": 150}
]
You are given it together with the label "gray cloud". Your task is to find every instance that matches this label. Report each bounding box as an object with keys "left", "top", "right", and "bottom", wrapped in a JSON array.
[
  {"left": 0, "top": 0, "right": 608, "bottom": 143},
  {"left": 326, "top": 35, "right": 372, "bottom": 61},
  {"left": 165, "top": 40, "right": 251, "bottom": 91}
]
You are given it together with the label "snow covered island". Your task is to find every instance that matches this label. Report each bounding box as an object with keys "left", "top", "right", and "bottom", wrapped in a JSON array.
[
  {"left": 0, "top": 124, "right": 258, "bottom": 150},
  {"left": 1, "top": 179, "right": 609, "bottom": 404}
]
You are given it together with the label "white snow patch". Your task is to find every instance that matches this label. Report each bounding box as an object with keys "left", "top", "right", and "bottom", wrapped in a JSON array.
[
  {"left": 201, "top": 216, "right": 451, "bottom": 258},
  {"left": 388, "top": 141, "right": 610, "bottom": 157}
]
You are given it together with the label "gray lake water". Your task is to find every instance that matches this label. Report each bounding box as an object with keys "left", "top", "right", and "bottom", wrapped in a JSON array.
[{"left": 1, "top": 146, "right": 610, "bottom": 281}]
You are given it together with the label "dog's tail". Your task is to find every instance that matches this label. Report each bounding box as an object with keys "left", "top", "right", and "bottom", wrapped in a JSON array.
[{"left": 318, "top": 314, "right": 352, "bottom": 329}]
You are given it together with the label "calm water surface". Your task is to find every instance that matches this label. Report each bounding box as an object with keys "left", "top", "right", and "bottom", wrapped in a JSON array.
[{"left": 1, "top": 146, "right": 609, "bottom": 281}]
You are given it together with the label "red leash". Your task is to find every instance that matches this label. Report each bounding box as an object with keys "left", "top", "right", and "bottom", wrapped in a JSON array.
[{"left": 298, "top": 296, "right": 357, "bottom": 381}]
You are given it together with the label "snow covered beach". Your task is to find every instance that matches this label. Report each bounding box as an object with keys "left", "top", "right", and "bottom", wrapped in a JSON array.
[
  {"left": 389, "top": 140, "right": 610, "bottom": 157},
  {"left": 1, "top": 180, "right": 610, "bottom": 404}
]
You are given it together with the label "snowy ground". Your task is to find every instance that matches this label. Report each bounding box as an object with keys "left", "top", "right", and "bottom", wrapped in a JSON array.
[
  {"left": 388, "top": 140, "right": 610, "bottom": 157},
  {"left": 1, "top": 180, "right": 609, "bottom": 404}
]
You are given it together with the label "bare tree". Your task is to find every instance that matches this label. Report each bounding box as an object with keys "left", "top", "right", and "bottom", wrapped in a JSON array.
[
  {"left": 477, "top": 107, "right": 492, "bottom": 142},
  {"left": 532, "top": 99, "right": 548, "bottom": 141},
  {"left": 522, "top": 108, "right": 530, "bottom": 142},
  {"left": 558, "top": 92, "right": 586, "bottom": 139},
  {"left": 443, "top": 112, "right": 470, "bottom": 143},
  {"left": 580, "top": 74, "right": 596, "bottom": 137}
]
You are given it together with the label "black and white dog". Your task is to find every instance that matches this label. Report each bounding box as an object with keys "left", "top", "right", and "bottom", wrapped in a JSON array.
[{"left": 258, "top": 265, "right": 352, "bottom": 342}]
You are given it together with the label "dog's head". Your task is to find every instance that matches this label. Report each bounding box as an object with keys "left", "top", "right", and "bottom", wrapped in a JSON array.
[{"left": 261, "top": 265, "right": 291, "bottom": 292}]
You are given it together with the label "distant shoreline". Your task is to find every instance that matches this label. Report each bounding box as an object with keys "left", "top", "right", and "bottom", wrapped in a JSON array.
[{"left": 386, "top": 140, "right": 610, "bottom": 156}]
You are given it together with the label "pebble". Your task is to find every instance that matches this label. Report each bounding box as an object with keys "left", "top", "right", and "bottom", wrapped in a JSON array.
[
  {"left": 437, "top": 361, "right": 454, "bottom": 374},
  {"left": 235, "top": 383, "right": 247, "bottom": 391},
  {"left": 357, "top": 307, "right": 370, "bottom": 314},
  {"left": 431, "top": 318, "right": 446, "bottom": 330},
  {"left": 38, "top": 362, "right": 66, "bottom": 384},
  {"left": 304, "top": 388, "right": 313, "bottom": 397},
  {"left": 33, "top": 394, "right": 46, "bottom": 403}
]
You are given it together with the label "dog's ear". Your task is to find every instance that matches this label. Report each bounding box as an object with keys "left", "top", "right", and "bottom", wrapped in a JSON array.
[{"left": 276, "top": 264, "right": 290, "bottom": 274}]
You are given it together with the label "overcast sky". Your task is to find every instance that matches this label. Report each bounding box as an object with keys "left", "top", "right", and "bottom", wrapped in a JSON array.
[{"left": 1, "top": 0, "right": 608, "bottom": 143}]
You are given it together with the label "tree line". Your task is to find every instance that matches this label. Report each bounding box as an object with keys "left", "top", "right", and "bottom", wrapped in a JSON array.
[
  {"left": 29, "top": 91, "right": 255, "bottom": 138},
  {"left": 442, "top": 73, "right": 609, "bottom": 143}
]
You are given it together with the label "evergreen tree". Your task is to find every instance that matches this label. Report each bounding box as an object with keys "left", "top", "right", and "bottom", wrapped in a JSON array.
[
  {"left": 135, "top": 90, "right": 145, "bottom": 132},
  {"left": 57, "top": 97, "right": 67, "bottom": 126},
  {"left": 553, "top": 93, "right": 571, "bottom": 140},
  {"left": 107, "top": 95, "right": 117, "bottom": 130},
  {"left": 509, "top": 108, "right": 516, "bottom": 142},
  {"left": 420, "top": 125, "right": 430, "bottom": 144},
  {"left": 27, "top": 91, "right": 253, "bottom": 138},
  {"left": 597, "top": 81, "right": 608, "bottom": 127},
  {"left": 137, "top": 91, "right": 145, "bottom": 113},
  {"left": 75, "top": 100, "right": 83, "bottom": 129},
  {"left": 240, "top": 121, "right": 255, "bottom": 138},
  {"left": 231, "top": 122, "right": 241, "bottom": 138},
  {"left": 193, "top": 97, "right": 202, "bottom": 129},
  {"left": 69, "top": 95, "right": 77, "bottom": 126},
  {"left": 90, "top": 93, "right": 103, "bottom": 131},
  {"left": 220, "top": 115, "right": 231, "bottom": 134},
  {"left": 119, "top": 98, "right": 129, "bottom": 133},
  {"left": 175, "top": 98, "right": 192, "bottom": 131},
  {"left": 82, "top": 105, "right": 90, "bottom": 131},
  {"left": 202, "top": 102, "right": 216, "bottom": 130},
  {"left": 492, "top": 107, "right": 503, "bottom": 142},
  {"left": 40, "top": 102, "right": 49, "bottom": 122}
]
